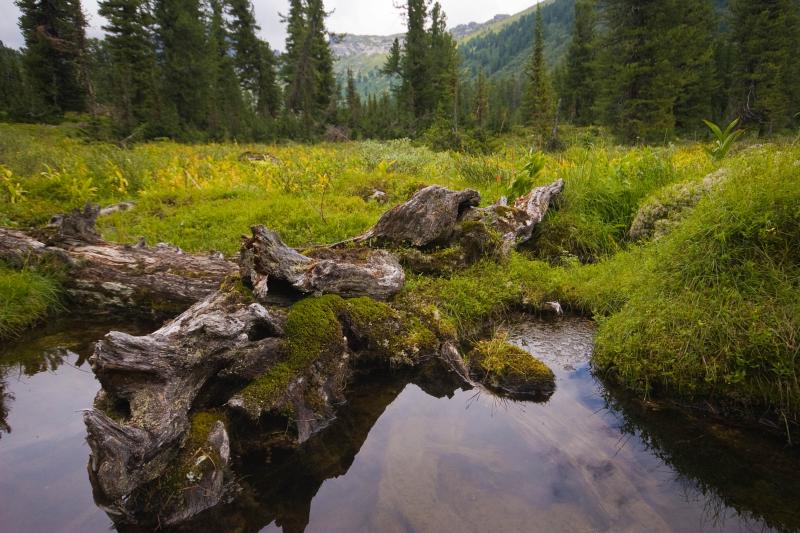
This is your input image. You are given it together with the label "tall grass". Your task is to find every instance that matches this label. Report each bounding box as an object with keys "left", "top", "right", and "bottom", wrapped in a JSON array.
[{"left": 0, "top": 264, "right": 61, "bottom": 339}]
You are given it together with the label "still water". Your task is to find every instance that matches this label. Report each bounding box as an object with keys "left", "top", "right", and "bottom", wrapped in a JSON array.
[{"left": 1, "top": 317, "right": 798, "bottom": 533}]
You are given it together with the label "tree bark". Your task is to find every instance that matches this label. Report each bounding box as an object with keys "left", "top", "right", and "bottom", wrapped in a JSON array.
[{"left": 0, "top": 205, "right": 236, "bottom": 316}]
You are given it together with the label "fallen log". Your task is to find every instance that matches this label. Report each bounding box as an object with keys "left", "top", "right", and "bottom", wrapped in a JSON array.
[
  {"left": 240, "top": 225, "right": 405, "bottom": 301},
  {"left": 0, "top": 205, "right": 236, "bottom": 316},
  {"left": 71, "top": 180, "right": 567, "bottom": 526}
]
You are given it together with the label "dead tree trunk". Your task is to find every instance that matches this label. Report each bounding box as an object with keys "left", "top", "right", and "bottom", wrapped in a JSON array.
[{"left": 0, "top": 205, "right": 236, "bottom": 316}]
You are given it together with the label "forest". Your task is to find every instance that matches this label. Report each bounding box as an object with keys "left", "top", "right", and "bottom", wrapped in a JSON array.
[
  {"left": 1, "top": 0, "right": 799, "bottom": 143},
  {"left": 0, "top": 0, "right": 799, "bottom": 532}
]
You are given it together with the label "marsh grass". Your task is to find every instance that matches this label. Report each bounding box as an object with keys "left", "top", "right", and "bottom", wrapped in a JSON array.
[
  {"left": 0, "top": 264, "right": 62, "bottom": 339},
  {"left": 1, "top": 123, "right": 797, "bottom": 424}
]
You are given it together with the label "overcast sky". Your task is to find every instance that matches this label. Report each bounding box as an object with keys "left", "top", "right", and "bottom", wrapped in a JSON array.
[{"left": 0, "top": 0, "right": 538, "bottom": 51}]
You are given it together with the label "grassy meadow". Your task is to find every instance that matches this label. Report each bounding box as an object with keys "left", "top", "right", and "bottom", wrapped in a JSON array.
[{"left": 1, "top": 123, "right": 798, "bottom": 427}]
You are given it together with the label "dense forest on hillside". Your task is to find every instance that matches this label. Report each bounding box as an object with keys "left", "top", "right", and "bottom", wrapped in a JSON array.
[{"left": 1, "top": 0, "right": 799, "bottom": 143}]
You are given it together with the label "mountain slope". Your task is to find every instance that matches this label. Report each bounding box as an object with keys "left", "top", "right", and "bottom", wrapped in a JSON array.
[{"left": 332, "top": 0, "right": 576, "bottom": 96}]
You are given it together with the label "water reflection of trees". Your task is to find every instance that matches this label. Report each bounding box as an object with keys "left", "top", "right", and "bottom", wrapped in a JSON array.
[
  {"left": 603, "top": 387, "right": 800, "bottom": 532},
  {"left": 0, "top": 370, "right": 11, "bottom": 438}
]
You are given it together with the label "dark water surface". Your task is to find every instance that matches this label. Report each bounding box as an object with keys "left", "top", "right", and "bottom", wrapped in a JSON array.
[{"left": 1, "top": 317, "right": 799, "bottom": 533}]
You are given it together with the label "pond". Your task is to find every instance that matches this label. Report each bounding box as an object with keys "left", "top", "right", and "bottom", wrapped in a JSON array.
[{"left": 1, "top": 317, "right": 798, "bottom": 532}]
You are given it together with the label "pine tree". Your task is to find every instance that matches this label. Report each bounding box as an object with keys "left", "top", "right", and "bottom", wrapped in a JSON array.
[
  {"left": 207, "top": 0, "right": 246, "bottom": 138},
  {"left": 16, "top": 0, "right": 90, "bottom": 115},
  {"left": 0, "top": 42, "right": 28, "bottom": 118},
  {"left": 671, "top": 0, "right": 718, "bottom": 132},
  {"left": 596, "top": 0, "right": 677, "bottom": 142},
  {"left": 400, "top": 0, "right": 430, "bottom": 121},
  {"left": 98, "top": 0, "right": 160, "bottom": 134},
  {"left": 345, "top": 67, "right": 361, "bottom": 131},
  {"left": 473, "top": 69, "right": 489, "bottom": 129},
  {"left": 154, "top": 0, "right": 213, "bottom": 135},
  {"left": 522, "top": 5, "right": 552, "bottom": 130},
  {"left": 731, "top": 0, "right": 800, "bottom": 134},
  {"left": 305, "top": 0, "right": 335, "bottom": 117},
  {"left": 227, "top": 0, "right": 279, "bottom": 118},
  {"left": 563, "top": 0, "right": 596, "bottom": 125}
]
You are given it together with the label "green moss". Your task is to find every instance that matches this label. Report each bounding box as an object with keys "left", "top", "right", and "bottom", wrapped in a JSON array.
[
  {"left": 219, "top": 273, "right": 255, "bottom": 303},
  {"left": 132, "top": 409, "right": 227, "bottom": 512},
  {"left": 240, "top": 295, "right": 345, "bottom": 412},
  {"left": 344, "top": 297, "right": 438, "bottom": 365},
  {"left": 468, "top": 334, "right": 555, "bottom": 393},
  {"left": 188, "top": 410, "right": 228, "bottom": 451}
]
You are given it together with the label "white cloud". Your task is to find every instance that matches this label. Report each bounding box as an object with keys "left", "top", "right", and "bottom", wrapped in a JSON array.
[{"left": 0, "top": 0, "right": 538, "bottom": 51}]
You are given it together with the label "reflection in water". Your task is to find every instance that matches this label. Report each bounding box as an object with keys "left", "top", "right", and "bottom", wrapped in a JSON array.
[
  {"left": 161, "top": 318, "right": 799, "bottom": 533},
  {"left": 2, "top": 317, "right": 799, "bottom": 533},
  {"left": 0, "top": 319, "right": 156, "bottom": 533}
]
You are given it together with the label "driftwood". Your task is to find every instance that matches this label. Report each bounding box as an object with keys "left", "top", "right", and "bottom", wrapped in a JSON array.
[
  {"left": 349, "top": 180, "right": 563, "bottom": 255},
  {"left": 0, "top": 205, "right": 236, "bottom": 316},
  {"left": 66, "top": 180, "right": 566, "bottom": 527},
  {"left": 85, "top": 291, "right": 285, "bottom": 499},
  {"left": 351, "top": 185, "right": 481, "bottom": 247},
  {"left": 240, "top": 225, "right": 405, "bottom": 301}
]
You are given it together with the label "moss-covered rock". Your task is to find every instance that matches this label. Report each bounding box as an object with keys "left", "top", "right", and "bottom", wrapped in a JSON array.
[
  {"left": 630, "top": 169, "right": 728, "bottom": 242},
  {"left": 467, "top": 335, "right": 555, "bottom": 399}
]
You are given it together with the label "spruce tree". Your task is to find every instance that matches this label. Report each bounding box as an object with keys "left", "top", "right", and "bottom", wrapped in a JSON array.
[
  {"left": 305, "top": 0, "right": 335, "bottom": 117},
  {"left": 345, "top": 67, "right": 361, "bottom": 131},
  {"left": 227, "top": 0, "right": 279, "bottom": 118},
  {"left": 474, "top": 69, "right": 489, "bottom": 129},
  {"left": 671, "top": 0, "right": 718, "bottom": 133},
  {"left": 207, "top": 0, "right": 246, "bottom": 138},
  {"left": 16, "top": 0, "right": 90, "bottom": 115},
  {"left": 282, "top": 0, "right": 312, "bottom": 114},
  {"left": 522, "top": 5, "right": 552, "bottom": 130},
  {"left": 400, "top": 0, "right": 430, "bottom": 121},
  {"left": 731, "top": 0, "right": 800, "bottom": 134},
  {"left": 596, "top": 0, "right": 677, "bottom": 142},
  {"left": 98, "top": 0, "right": 160, "bottom": 134},
  {"left": 0, "top": 43, "right": 28, "bottom": 118},
  {"left": 154, "top": 0, "right": 213, "bottom": 135},
  {"left": 563, "top": 0, "right": 596, "bottom": 125}
]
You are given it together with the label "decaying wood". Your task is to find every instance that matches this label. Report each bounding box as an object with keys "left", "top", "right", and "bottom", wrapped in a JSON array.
[
  {"left": 240, "top": 225, "right": 405, "bottom": 301},
  {"left": 66, "top": 179, "right": 566, "bottom": 527},
  {"left": 85, "top": 290, "right": 285, "bottom": 503},
  {"left": 0, "top": 205, "right": 236, "bottom": 316},
  {"left": 350, "top": 185, "right": 481, "bottom": 247},
  {"left": 466, "top": 178, "right": 565, "bottom": 250}
]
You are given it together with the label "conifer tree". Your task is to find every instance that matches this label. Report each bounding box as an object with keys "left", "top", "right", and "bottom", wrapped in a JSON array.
[
  {"left": 671, "top": 0, "right": 718, "bottom": 132},
  {"left": 563, "top": 0, "right": 596, "bottom": 125},
  {"left": 98, "top": 0, "right": 160, "bottom": 134},
  {"left": 0, "top": 43, "right": 28, "bottom": 118},
  {"left": 16, "top": 0, "right": 90, "bottom": 115},
  {"left": 731, "top": 0, "right": 800, "bottom": 134},
  {"left": 282, "top": 0, "right": 312, "bottom": 115},
  {"left": 429, "top": 2, "right": 458, "bottom": 124},
  {"left": 154, "top": 0, "right": 213, "bottom": 134},
  {"left": 473, "top": 69, "right": 489, "bottom": 129},
  {"left": 596, "top": 0, "right": 676, "bottom": 142},
  {"left": 227, "top": 0, "right": 279, "bottom": 118},
  {"left": 523, "top": 5, "right": 552, "bottom": 129},
  {"left": 345, "top": 67, "right": 361, "bottom": 131},
  {"left": 381, "top": 37, "right": 402, "bottom": 77},
  {"left": 207, "top": 0, "right": 246, "bottom": 138},
  {"left": 305, "top": 0, "right": 335, "bottom": 117},
  {"left": 400, "top": 0, "right": 430, "bottom": 120}
]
